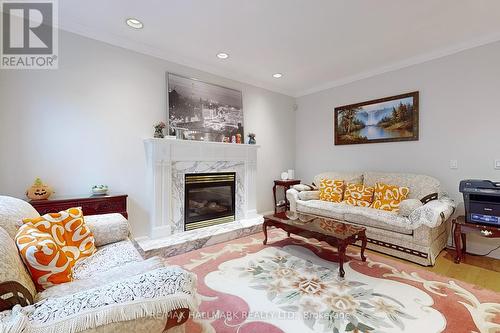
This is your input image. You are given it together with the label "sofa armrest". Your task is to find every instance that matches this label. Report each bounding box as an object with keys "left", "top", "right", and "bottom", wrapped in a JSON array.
[
  {"left": 291, "top": 184, "right": 316, "bottom": 192},
  {"left": 286, "top": 189, "right": 299, "bottom": 212},
  {"left": 408, "top": 197, "right": 456, "bottom": 228},
  {"left": 398, "top": 199, "right": 423, "bottom": 217},
  {"left": 84, "top": 213, "right": 130, "bottom": 247},
  {"left": 420, "top": 192, "right": 438, "bottom": 204},
  {"left": 6, "top": 267, "right": 197, "bottom": 333},
  {"left": 286, "top": 189, "right": 320, "bottom": 212},
  {"left": 298, "top": 190, "right": 320, "bottom": 201}
]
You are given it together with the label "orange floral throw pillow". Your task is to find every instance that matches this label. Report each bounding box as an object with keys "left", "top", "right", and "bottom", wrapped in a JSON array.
[
  {"left": 371, "top": 183, "right": 410, "bottom": 212},
  {"left": 23, "top": 207, "right": 96, "bottom": 262},
  {"left": 319, "top": 179, "right": 344, "bottom": 203},
  {"left": 343, "top": 183, "right": 375, "bottom": 207},
  {"left": 15, "top": 224, "right": 72, "bottom": 290}
]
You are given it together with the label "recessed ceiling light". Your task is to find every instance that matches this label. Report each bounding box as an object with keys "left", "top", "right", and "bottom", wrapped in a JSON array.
[
  {"left": 272, "top": 73, "right": 283, "bottom": 78},
  {"left": 126, "top": 18, "right": 143, "bottom": 29},
  {"left": 216, "top": 52, "right": 229, "bottom": 59}
]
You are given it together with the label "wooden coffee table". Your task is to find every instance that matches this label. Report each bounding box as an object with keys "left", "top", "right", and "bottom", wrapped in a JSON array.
[{"left": 263, "top": 211, "right": 367, "bottom": 278}]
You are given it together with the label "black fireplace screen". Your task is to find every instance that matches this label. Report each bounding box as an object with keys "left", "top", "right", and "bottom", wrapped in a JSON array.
[{"left": 184, "top": 172, "right": 236, "bottom": 231}]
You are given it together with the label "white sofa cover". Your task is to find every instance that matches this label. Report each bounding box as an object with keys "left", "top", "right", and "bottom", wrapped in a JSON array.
[
  {"left": 287, "top": 171, "right": 456, "bottom": 266},
  {"left": 0, "top": 196, "right": 198, "bottom": 333}
]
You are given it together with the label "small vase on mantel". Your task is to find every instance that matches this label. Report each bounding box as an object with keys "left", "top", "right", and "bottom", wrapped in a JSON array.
[{"left": 248, "top": 133, "right": 256, "bottom": 144}]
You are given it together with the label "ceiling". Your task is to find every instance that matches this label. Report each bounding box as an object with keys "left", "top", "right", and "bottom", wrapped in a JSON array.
[{"left": 58, "top": 0, "right": 500, "bottom": 97}]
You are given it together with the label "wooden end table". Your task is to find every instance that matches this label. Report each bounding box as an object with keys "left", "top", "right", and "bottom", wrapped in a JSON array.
[
  {"left": 273, "top": 179, "right": 301, "bottom": 214},
  {"left": 453, "top": 215, "right": 500, "bottom": 264},
  {"left": 30, "top": 193, "right": 128, "bottom": 218},
  {"left": 263, "top": 211, "right": 367, "bottom": 278}
]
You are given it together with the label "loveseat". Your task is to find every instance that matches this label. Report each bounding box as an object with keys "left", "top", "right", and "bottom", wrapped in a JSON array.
[
  {"left": 287, "top": 171, "right": 456, "bottom": 266},
  {"left": 0, "top": 196, "right": 198, "bottom": 333}
]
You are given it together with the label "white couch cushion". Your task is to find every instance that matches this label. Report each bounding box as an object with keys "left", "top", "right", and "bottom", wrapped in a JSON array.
[
  {"left": 72, "top": 240, "right": 142, "bottom": 280},
  {"left": 363, "top": 171, "right": 440, "bottom": 200},
  {"left": 313, "top": 171, "right": 363, "bottom": 188},
  {"left": 297, "top": 200, "right": 348, "bottom": 220},
  {"left": 84, "top": 213, "right": 130, "bottom": 247},
  {"left": 37, "top": 257, "right": 164, "bottom": 301},
  {"left": 344, "top": 206, "right": 413, "bottom": 235},
  {"left": 297, "top": 200, "right": 413, "bottom": 235}
]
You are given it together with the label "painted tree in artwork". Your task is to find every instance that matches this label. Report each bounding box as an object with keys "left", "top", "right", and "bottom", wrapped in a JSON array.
[
  {"left": 339, "top": 107, "right": 364, "bottom": 135},
  {"left": 377, "top": 101, "right": 414, "bottom": 130},
  {"left": 341, "top": 108, "right": 355, "bottom": 134}
]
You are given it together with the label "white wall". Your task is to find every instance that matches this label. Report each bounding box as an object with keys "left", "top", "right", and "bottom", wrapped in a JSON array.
[
  {"left": 295, "top": 41, "right": 500, "bottom": 258},
  {"left": 0, "top": 30, "right": 296, "bottom": 237}
]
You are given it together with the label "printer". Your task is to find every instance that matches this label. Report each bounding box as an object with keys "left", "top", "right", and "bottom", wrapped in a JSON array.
[{"left": 459, "top": 179, "right": 500, "bottom": 227}]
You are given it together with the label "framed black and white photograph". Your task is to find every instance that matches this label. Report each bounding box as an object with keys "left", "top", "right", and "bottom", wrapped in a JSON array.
[{"left": 167, "top": 73, "right": 244, "bottom": 143}]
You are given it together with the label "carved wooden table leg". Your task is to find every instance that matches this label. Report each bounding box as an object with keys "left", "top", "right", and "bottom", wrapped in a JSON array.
[
  {"left": 360, "top": 231, "right": 367, "bottom": 262},
  {"left": 263, "top": 220, "right": 268, "bottom": 245},
  {"left": 338, "top": 242, "right": 347, "bottom": 278},
  {"left": 272, "top": 184, "right": 278, "bottom": 214},
  {"left": 164, "top": 308, "right": 190, "bottom": 331},
  {"left": 454, "top": 222, "right": 462, "bottom": 264},
  {"left": 461, "top": 233, "right": 467, "bottom": 258}
]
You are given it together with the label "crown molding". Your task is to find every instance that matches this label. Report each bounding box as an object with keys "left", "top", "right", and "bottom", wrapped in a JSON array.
[
  {"left": 294, "top": 32, "right": 500, "bottom": 97},
  {"left": 57, "top": 17, "right": 500, "bottom": 100},
  {"left": 57, "top": 19, "right": 296, "bottom": 98}
]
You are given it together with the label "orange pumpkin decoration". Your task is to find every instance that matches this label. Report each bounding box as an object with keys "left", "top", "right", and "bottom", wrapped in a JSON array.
[{"left": 26, "top": 178, "right": 53, "bottom": 200}]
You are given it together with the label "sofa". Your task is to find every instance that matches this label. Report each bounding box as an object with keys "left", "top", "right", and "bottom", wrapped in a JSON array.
[
  {"left": 287, "top": 171, "right": 456, "bottom": 266},
  {"left": 0, "top": 196, "right": 198, "bottom": 333}
]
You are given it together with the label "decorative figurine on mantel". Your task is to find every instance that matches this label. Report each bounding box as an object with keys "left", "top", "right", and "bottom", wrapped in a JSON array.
[
  {"left": 248, "top": 133, "right": 256, "bottom": 144},
  {"left": 26, "top": 177, "right": 53, "bottom": 200},
  {"left": 153, "top": 121, "right": 166, "bottom": 138}
]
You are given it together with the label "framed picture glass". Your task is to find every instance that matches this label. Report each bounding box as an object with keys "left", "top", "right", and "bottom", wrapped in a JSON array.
[{"left": 167, "top": 73, "right": 244, "bottom": 143}]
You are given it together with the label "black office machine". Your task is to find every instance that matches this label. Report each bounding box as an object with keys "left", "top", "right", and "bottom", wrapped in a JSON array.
[{"left": 459, "top": 179, "right": 500, "bottom": 227}]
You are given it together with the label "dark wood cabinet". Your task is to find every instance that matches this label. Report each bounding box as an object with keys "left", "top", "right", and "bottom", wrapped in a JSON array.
[{"left": 30, "top": 194, "right": 128, "bottom": 218}]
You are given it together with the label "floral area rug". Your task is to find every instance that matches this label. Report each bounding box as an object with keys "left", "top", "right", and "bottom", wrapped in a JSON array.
[{"left": 166, "top": 229, "right": 500, "bottom": 333}]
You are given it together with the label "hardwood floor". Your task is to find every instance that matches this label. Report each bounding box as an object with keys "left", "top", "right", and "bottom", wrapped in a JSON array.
[{"left": 366, "top": 247, "right": 500, "bottom": 292}]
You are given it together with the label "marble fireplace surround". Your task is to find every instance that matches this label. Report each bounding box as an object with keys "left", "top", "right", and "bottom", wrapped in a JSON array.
[
  {"left": 171, "top": 161, "right": 245, "bottom": 234},
  {"left": 137, "top": 138, "right": 263, "bottom": 257}
]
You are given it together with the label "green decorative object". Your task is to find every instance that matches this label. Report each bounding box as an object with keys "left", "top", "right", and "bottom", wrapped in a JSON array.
[{"left": 92, "top": 184, "right": 108, "bottom": 195}]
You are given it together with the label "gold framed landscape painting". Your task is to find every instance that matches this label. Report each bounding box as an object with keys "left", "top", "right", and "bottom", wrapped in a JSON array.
[{"left": 334, "top": 91, "right": 419, "bottom": 145}]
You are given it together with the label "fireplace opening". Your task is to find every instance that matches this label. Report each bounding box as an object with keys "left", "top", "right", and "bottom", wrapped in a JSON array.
[{"left": 184, "top": 172, "right": 236, "bottom": 231}]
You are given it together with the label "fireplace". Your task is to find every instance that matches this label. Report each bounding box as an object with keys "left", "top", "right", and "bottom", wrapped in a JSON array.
[{"left": 184, "top": 172, "right": 236, "bottom": 231}]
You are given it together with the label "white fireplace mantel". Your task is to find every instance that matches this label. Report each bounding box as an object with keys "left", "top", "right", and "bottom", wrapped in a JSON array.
[{"left": 144, "top": 138, "right": 260, "bottom": 239}]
